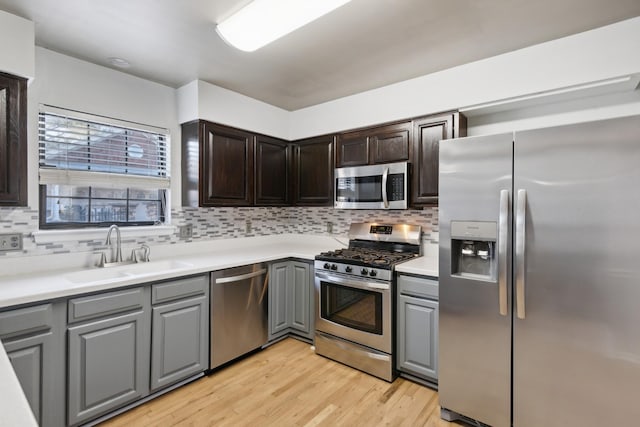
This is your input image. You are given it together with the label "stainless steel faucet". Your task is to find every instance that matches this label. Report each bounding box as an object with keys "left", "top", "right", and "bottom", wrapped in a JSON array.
[
  {"left": 140, "top": 244, "right": 150, "bottom": 262},
  {"left": 105, "top": 224, "right": 123, "bottom": 263}
]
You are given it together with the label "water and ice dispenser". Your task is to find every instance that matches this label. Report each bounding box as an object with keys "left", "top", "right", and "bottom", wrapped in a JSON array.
[{"left": 450, "top": 221, "right": 497, "bottom": 281}]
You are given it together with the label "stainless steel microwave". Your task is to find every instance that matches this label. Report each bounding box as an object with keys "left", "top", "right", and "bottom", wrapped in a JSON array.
[{"left": 335, "top": 161, "right": 408, "bottom": 209}]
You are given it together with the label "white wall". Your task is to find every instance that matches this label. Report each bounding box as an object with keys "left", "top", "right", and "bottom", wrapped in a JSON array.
[
  {"left": 177, "top": 80, "right": 290, "bottom": 139},
  {"left": 0, "top": 10, "right": 35, "bottom": 79},
  {"left": 467, "top": 90, "right": 640, "bottom": 136},
  {"left": 11, "top": 14, "right": 640, "bottom": 214},
  {"left": 28, "top": 48, "right": 181, "bottom": 207},
  {"left": 288, "top": 16, "right": 640, "bottom": 140}
]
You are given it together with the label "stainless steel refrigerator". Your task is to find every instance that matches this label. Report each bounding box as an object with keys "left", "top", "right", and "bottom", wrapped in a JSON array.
[{"left": 438, "top": 114, "right": 640, "bottom": 427}]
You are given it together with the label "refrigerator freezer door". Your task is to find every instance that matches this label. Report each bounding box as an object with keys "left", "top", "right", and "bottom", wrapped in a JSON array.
[
  {"left": 513, "top": 115, "right": 640, "bottom": 427},
  {"left": 439, "top": 133, "right": 513, "bottom": 427}
]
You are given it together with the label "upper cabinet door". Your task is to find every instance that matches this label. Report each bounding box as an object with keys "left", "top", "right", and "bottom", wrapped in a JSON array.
[
  {"left": 411, "top": 112, "right": 466, "bottom": 206},
  {"left": 368, "top": 122, "right": 411, "bottom": 164},
  {"left": 0, "top": 72, "right": 27, "bottom": 206},
  {"left": 255, "top": 135, "right": 290, "bottom": 206},
  {"left": 293, "top": 135, "right": 335, "bottom": 206},
  {"left": 336, "top": 121, "right": 411, "bottom": 167},
  {"left": 336, "top": 131, "right": 369, "bottom": 167},
  {"left": 200, "top": 122, "right": 254, "bottom": 206}
]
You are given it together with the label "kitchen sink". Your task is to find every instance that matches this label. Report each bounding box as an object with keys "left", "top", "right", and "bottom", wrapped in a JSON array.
[
  {"left": 65, "top": 268, "right": 131, "bottom": 284},
  {"left": 120, "top": 260, "right": 194, "bottom": 275},
  {"left": 65, "top": 260, "right": 195, "bottom": 284}
]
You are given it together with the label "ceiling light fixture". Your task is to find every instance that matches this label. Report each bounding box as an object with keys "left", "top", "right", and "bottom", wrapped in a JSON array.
[{"left": 216, "top": 0, "right": 352, "bottom": 52}]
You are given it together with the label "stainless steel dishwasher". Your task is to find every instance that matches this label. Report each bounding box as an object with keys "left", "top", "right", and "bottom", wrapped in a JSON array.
[{"left": 210, "top": 263, "right": 268, "bottom": 369}]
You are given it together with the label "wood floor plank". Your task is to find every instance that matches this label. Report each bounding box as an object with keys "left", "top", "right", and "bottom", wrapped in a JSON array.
[{"left": 100, "top": 338, "right": 458, "bottom": 427}]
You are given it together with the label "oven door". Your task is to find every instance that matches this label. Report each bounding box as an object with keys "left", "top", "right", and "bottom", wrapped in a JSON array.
[{"left": 315, "top": 271, "right": 392, "bottom": 353}]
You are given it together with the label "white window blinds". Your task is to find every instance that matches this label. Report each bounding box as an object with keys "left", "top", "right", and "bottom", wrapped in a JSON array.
[{"left": 38, "top": 105, "right": 170, "bottom": 190}]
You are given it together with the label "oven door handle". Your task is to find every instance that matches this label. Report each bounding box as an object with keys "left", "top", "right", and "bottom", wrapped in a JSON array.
[{"left": 316, "top": 272, "right": 390, "bottom": 292}]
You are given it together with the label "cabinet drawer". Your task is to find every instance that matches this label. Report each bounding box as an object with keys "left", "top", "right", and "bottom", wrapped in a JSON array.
[
  {"left": 398, "top": 275, "right": 438, "bottom": 299},
  {"left": 0, "top": 304, "right": 52, "bottom": 339},
  {"left": 151, "top": 275, "right": 208, "bottom": 305},
  {"left": 68, "top": 287, "right": 144, "bottom": 324}
]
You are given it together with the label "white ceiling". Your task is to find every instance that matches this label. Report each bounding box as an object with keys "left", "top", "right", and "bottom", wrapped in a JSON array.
[{"left": 1, "top": 0, "right": 639, "bottom": 111}]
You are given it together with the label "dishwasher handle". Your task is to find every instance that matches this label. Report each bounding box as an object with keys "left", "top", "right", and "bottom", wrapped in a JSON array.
[{"left": 215, "top": 268, "right": 267, "bottom": 284}]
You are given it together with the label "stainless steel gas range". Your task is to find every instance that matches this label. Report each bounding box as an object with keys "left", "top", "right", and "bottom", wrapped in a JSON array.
[{"left": 314, "top": 222, "right": 422, "bottom": 381}]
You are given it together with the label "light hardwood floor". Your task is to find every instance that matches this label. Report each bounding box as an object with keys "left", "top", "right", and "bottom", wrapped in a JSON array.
[{"left": 101, "top": 338, "right": 458, "bottom": 427}]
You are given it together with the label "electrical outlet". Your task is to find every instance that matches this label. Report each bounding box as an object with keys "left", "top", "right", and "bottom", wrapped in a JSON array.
[
  {"left": 0, "top": 233, "right": 23, "bottom": 252},
  {"left": 326, "top": 222, "right": 333, "bottom": 233},
  {"left": 178, "top": 224, "right": 193, "bottom": 238},
  {"left": 246, "top": 220, "right": 252, "bottom": 233}
]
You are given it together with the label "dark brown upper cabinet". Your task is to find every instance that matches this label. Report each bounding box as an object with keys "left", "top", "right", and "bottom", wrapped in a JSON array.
[
  {"left": 335, "top": 131, "right": 368, "bottom": 167},
  {"left": 200, "top": 122, "right": 254, "bottom": 206},
  {"left": 0, "top": 72, "right": 27, "bottom": 206},
  {"left": 255, "top": 135, "right": 290, "bottom": 206},
  {"left": 292, "top": 135, "right": 334, "bottom": 206},
  {"left": 336, "top": 121, "right": 411, "bottom": 167},
  {"left": 181, "top": 120, "right": 295, "bottom": 207},
  {"left": 411, "top": 112, "right": 467, "bottom": 207}
]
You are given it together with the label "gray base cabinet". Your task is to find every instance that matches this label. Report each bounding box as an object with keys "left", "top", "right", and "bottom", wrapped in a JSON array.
[
  {"left": 269, "top": 262, "right": 290, "bottom": 338},
  {"left": 396, "top": 275, "right": 439, "bottom": 383},
  {"left": 150, "top": 275, "right": 208, "bottom": 392},
  {"left": 290, "top": 262, "right": 311, "bottom": 334},
  {"left": 1, "top": 273, "right": 210, "bottom": 426},
  {"left": 67, "top": 287, "right": 151, "bottom": 426},
  {"left": 0, "top": 303, "right": 65, "bottom": 427},
  {"left": 269, "top": 260, "right": 313, "bottom": 340}
]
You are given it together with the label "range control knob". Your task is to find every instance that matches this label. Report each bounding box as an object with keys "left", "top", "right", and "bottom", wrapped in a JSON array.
[
  {"left": 369, "top": 270, "right": 377, "bottom": 277},
  {"left": 330, "top": 264, "right": 338, "bottom": 271},
  {"left": 345, "top": 266, "right": 353, "bottom": 273},
  {"left": 361, "top": 268, "right": 369, "bottom": 275},
  {"left": 323, "top": 263, "right": 330, "bottom": 270}
]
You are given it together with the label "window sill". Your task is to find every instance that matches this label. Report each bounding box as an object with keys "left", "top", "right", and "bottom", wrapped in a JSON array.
[{"left": 32, "top": 225, "right": 177, "bottom": 244}]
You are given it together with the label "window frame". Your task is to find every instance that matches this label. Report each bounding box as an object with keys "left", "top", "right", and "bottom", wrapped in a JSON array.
[{"left": 38, "top": 105, "right": 170, "bottom": 230}]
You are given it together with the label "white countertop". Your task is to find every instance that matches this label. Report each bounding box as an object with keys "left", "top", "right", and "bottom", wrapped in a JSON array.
[
  {"left": 0, "top": 233, "right": 437, "bottom": 425},
  {"left": 395, "top": 256, "right": 439, "bottom": 278},
  {"left": 0, "top": 234, "right": 343, "bottom": 309}
]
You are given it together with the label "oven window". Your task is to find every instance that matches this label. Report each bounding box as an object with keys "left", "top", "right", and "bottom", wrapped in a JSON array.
[
  {"left": 336, "top": 176, "right": 382, "bottom": 202},
  {"left": 320, "top": 281, "right": 383, "bottom": 335}
]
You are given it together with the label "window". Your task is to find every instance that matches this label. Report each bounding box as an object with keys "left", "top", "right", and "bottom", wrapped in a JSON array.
[{"left": 38, "top": 106, "right": 170, "bottom": 228}]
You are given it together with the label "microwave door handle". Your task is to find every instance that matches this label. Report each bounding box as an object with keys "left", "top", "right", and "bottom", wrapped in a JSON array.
[{"left": 382, "top": 167, "right": 389, "bottom": 208}]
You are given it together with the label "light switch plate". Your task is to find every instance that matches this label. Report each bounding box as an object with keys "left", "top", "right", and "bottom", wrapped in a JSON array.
[{"left": 0, "top": 233, "right": 23, "bottom": 252}]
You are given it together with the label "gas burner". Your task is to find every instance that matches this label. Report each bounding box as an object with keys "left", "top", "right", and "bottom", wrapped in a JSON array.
[{"left": 316, "top": 246, "right": 418, "bottom": 270}]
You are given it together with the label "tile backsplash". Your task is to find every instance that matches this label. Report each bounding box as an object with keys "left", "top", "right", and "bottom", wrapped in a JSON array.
[{"left": 0, "top": 206, "right": 438, "bottom": 258}]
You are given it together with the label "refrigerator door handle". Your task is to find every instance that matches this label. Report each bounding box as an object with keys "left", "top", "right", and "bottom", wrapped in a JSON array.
[
  {"left": 515, "top": 189, "right": 527, "bottom": 319},
  {"left": 498, "top": 189, "right": 509, "bottom": 316}
]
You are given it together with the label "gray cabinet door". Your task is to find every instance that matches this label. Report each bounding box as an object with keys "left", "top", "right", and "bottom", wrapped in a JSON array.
[
  {"left": 68, "top": 310, "right": 149, "bottom": 426},
  {"left": 290, "top": 261, "right": 312, "bottom": 337},
  {"left": 397, "top": 294, "right": 439, "bottom": 381},
  {"left": 1, "top": 303, "right": 65, "bottom": 427},
  {"left": 150, "top": 295, "right": 208, "bottom": 391},
  {"left": 4, "top": 332, "right": 49, "bottom": 424},
  {"left": 269, "top": 261, "right": 290, "bottom": 339}
]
